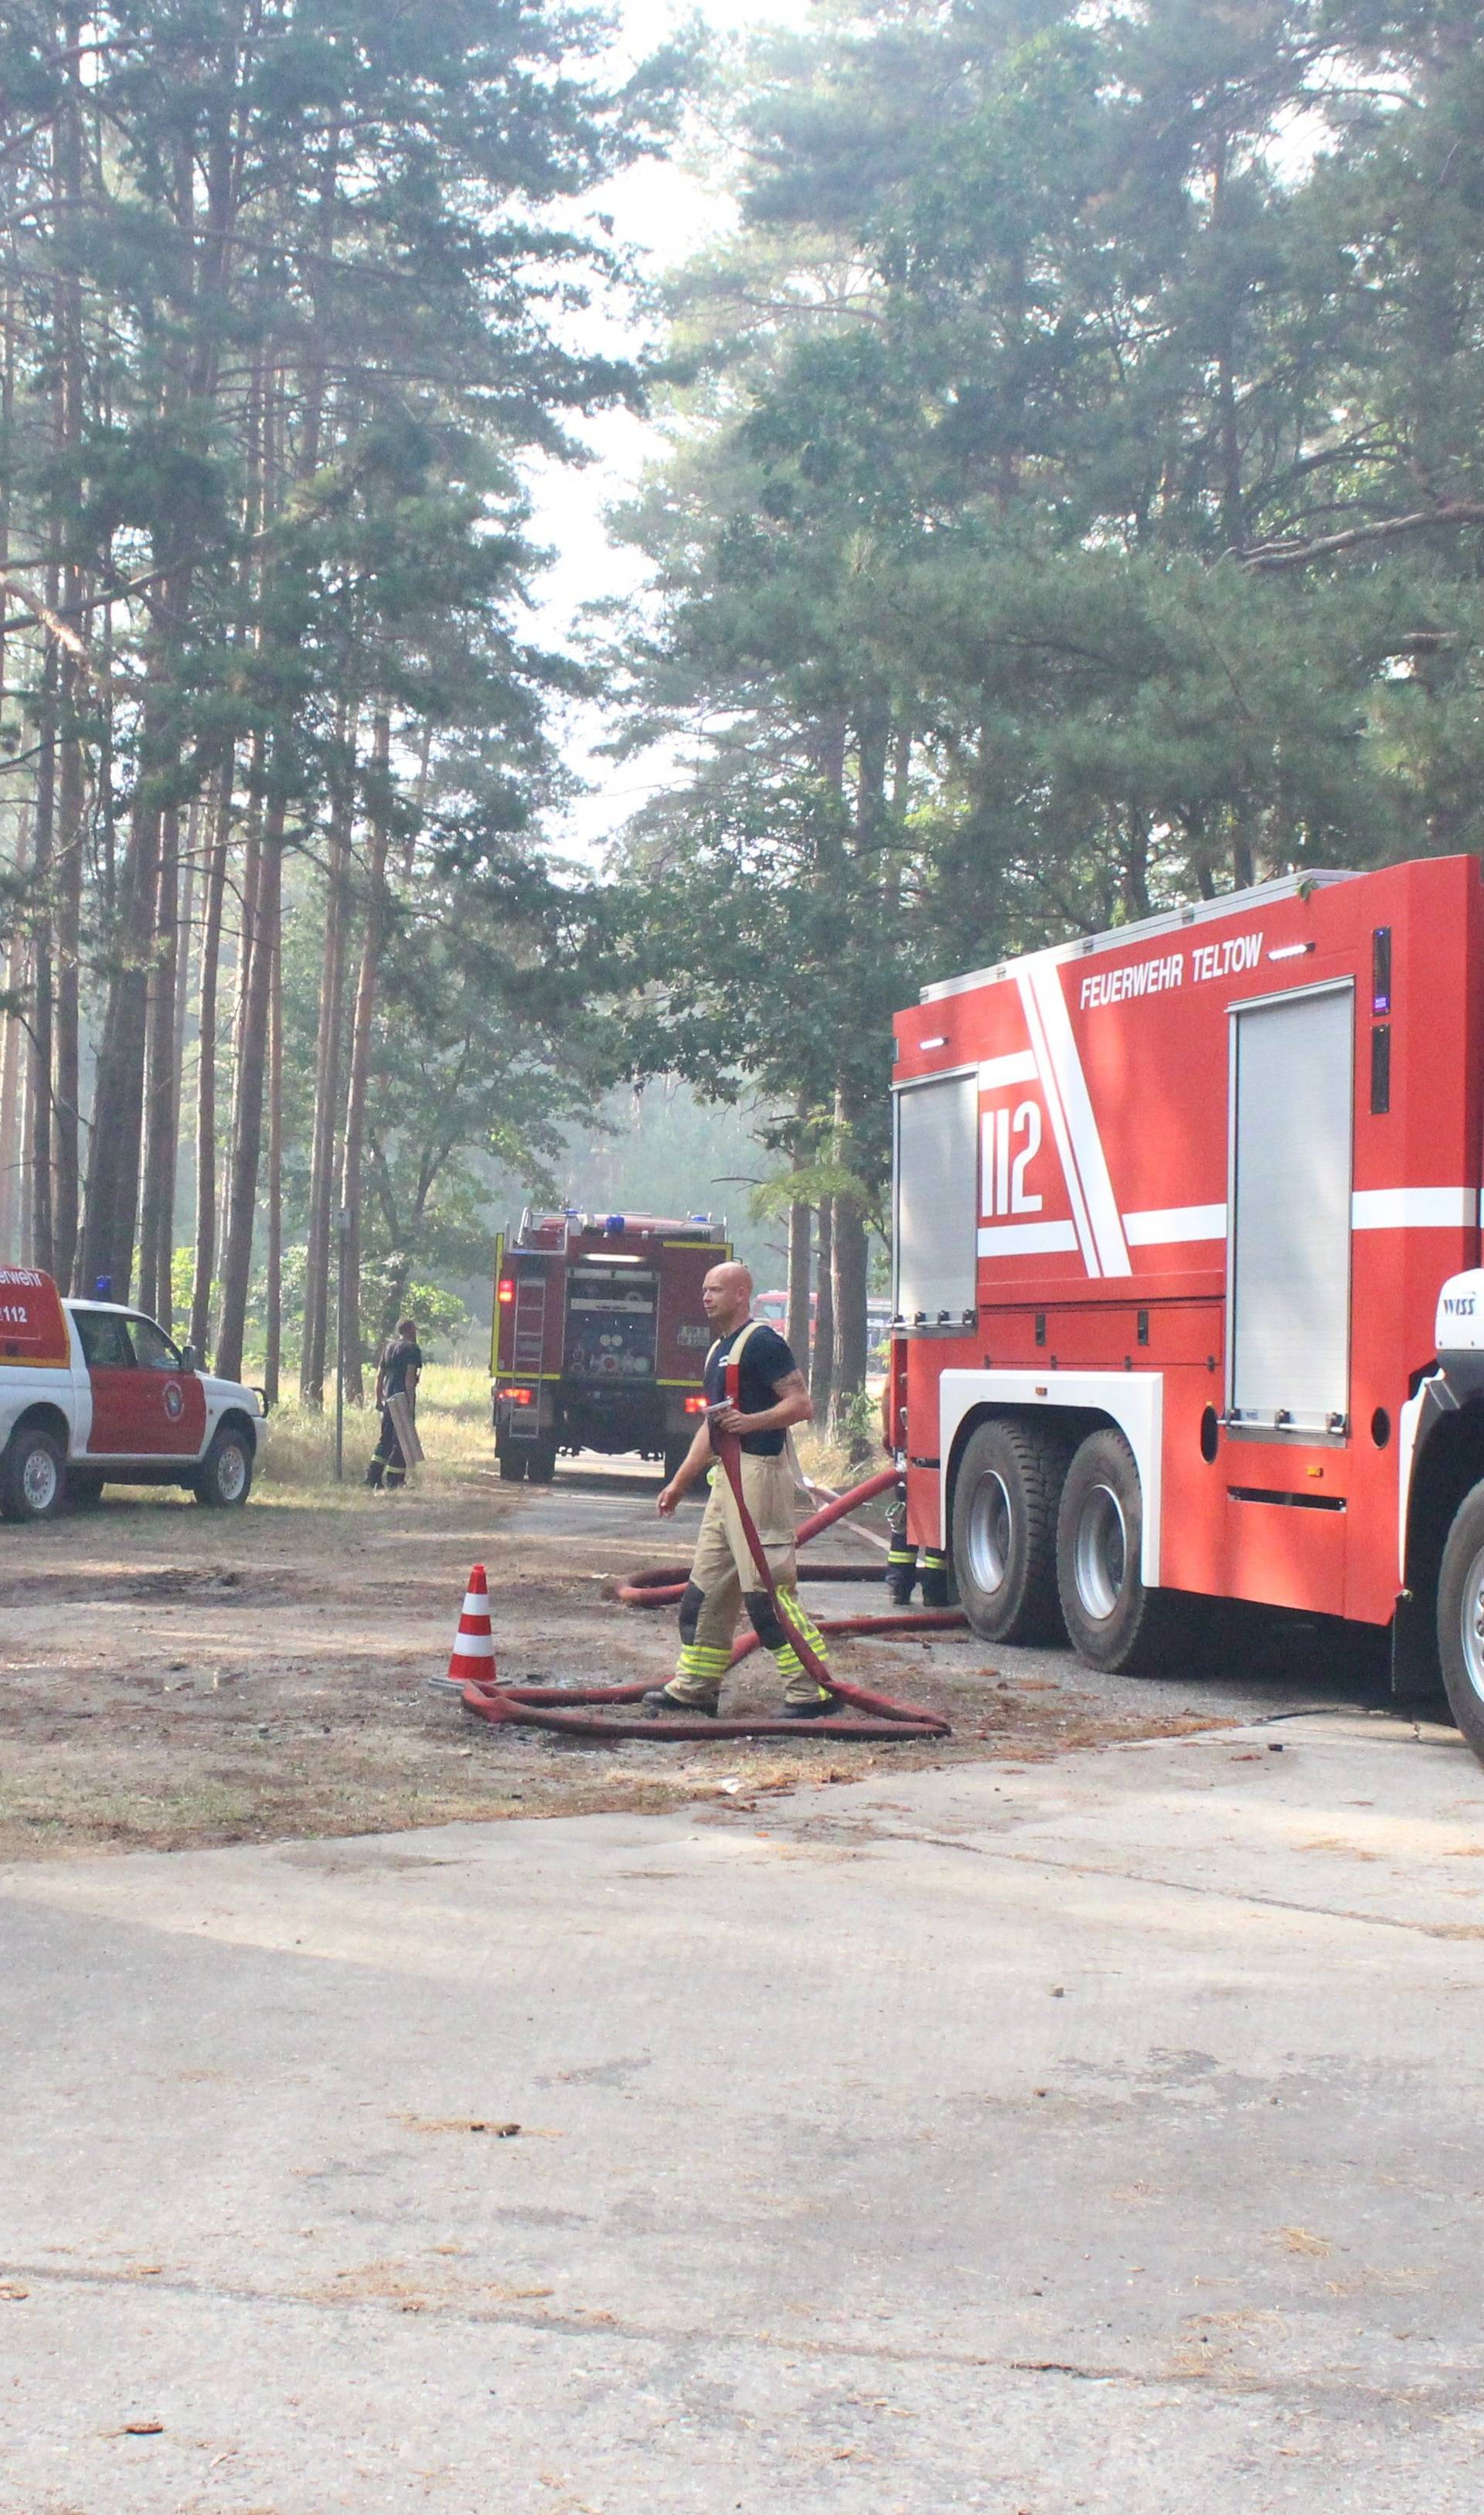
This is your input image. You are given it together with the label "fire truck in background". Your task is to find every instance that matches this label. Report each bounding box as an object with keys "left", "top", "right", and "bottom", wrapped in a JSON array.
[
  {"left": 889, "top": 853, "right": 1484, "bottom": 1762},
  {"left": 490, "top": 1210, "right": 729, "bottom": 1482}
]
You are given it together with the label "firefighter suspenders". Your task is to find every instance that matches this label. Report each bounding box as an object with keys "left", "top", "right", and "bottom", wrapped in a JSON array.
[{"left": 706, "top": 1315, "right": 765, "bottom": 1411}]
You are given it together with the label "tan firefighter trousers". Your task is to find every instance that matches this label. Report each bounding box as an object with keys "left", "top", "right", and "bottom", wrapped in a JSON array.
[{"left": 669, "top": 1448, "right": 831, "bottom": 1710}]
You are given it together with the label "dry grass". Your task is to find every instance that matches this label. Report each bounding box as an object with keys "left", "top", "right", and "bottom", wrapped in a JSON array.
[
  {"left": 255, "top": 1365, "right": 882, "bottom": 1501},
  {"left": 257, "top": 1363, "right": 494, "bottom": 1497},
  {"left": 795, "top": 1423, "right": 882, "bottom": 1496}
]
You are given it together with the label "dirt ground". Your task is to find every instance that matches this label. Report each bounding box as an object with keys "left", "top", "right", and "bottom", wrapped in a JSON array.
[{"left": 0, "top": 1463, "right": 1238, "bottom": 1861}]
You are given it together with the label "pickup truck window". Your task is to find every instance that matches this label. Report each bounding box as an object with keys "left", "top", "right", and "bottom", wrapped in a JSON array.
[
  {"left": 129, "top": 1317, "right": 182, "bottom": 1372},
  {"left": 74, "top": 1311, "right": 134, "bottom": 1369}
]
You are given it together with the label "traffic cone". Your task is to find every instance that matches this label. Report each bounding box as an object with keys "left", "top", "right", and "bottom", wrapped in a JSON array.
[{"left": 448, "top": 1564, "right": 497, "bottom": 1690}]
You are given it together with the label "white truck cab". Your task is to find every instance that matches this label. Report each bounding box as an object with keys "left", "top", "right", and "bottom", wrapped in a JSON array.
[{"left": 0, "top": 1266, "right": 267, "bottom": 1521}]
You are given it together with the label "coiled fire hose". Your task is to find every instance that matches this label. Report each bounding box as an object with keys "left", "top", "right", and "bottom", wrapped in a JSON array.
[{"left": 458, "top": 1441, "right": 963, "bottom": 1743}]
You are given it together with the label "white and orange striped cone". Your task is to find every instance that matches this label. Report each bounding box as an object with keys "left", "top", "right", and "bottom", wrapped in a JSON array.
[{"left": 448, "top": 1564, "right": 497, "bottom": 1692}]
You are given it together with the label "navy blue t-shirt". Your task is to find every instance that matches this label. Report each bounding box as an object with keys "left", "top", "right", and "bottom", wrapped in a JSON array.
[{"left": 704, "top": 1321, "right": 798, "bottom": 1455}]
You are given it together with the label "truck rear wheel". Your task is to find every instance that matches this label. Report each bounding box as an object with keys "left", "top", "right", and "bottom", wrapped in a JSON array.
[
  {"left": 1056, "top": 1428, "right": 1204, "bottom": 1674},
  {"left": 497, "top": 1448, "right": 526, "bottom": 1482},
  {"left": 662, "top": 1436, "right": 691, "bottom": 1484},
  {"left": 1435, "top": 1480, "right": 1484, "bottom": 1761},
  {"left": 951, "top": 1418, "right": 1068, "bottom": 1644},
  {"left": 1, "top": 1427, "right": 67, "bottom": 1523},
  {"left": 526, "top": 1439, "right": 558, "bottom": 1484}
]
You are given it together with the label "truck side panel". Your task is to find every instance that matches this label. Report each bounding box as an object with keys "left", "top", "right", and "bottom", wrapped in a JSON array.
[{"left": 897, "top": 856, "right": 1484, "bottom": 1631}]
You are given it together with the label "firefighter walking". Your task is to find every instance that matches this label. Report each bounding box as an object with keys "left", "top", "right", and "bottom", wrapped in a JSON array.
[
  {"left": 366, "top": 1316, "right": 423, "bottom": 1491},
  {"left": 646, "top": 1261, "right": 836, "bottom": 1719}
]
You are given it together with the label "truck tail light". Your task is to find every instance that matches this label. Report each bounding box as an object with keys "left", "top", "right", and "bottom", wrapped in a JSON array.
[
  {"left": 683, "top": 1394, "right": 706, "bottom": 1414},
  {"left": 497, "top": 1278, "right": 516, "bottom": 1305},
  {"left": 506, "top": 1387, "right": 535, "bottom": 1407}
]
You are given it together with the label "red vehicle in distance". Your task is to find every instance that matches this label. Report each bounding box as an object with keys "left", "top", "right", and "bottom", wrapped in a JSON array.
[
  {"left": 491, "top": 1210, "right": 729, "bottom": 1482},
  {"left": 0, "top": 1268, "right": 267, "bottom": 1520}
]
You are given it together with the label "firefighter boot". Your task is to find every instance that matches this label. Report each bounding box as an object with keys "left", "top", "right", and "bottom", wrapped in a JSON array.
[
  {"left": 885, "top": 1488, "right": 917, "bottom": 1604},
  {"left": 654, "top": 1590, "right": 730, "bottom": 1714},
  {"left": 919, "top": 1548, "right": 951, "bottom": 1609},
  {"left": 752, "top": 1588, "right": 838, "bottom": 1716},
  {"left": 365, "top": 1457, "right": 385, "bottom": 1491},
  {"left": 886, "top": 1544, "right": 919, "bottom": 1606},
  {"left": 642, "top": 1686, "right": 716, "bottom": 1717}
]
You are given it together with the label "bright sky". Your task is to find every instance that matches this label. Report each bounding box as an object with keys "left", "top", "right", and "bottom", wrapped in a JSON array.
[{"left": 529, "top": 0, "right": 798, "bottom": 855}]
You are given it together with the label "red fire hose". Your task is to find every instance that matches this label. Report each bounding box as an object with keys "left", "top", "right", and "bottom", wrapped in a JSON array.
[{"left": 458, "top": 1444, "right": 963, "bottom": 1742}]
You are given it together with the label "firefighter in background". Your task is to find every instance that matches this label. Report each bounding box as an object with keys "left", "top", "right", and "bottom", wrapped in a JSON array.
[
  {"left": 366, "top": 1315, "right": 423, "bottom": 1492},
  {"left": 880, "top": 1372, "right": 951, "bottom": 1608},
  {"left": 646, "top": 1261, "right": 836, "bottom": 1718}
]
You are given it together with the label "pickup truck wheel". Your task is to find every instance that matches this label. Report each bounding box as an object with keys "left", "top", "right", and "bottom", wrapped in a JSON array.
[
  {"left": 951, "top": 1417, "right": 1069, "bottom": 1643},
  {"left": 1055, "top": 1428, "right": 1207, "bottom": 1675},
  {"left": 194, "top": 1424, "right": 254, "bottom": 1508},
  {"left": 2, "top": 1427, "right": 67, "bottom": 1522}
]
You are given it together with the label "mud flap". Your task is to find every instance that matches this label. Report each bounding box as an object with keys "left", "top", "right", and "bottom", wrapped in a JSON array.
[{"left": 1390, "top": 1588, "right": 1445, "bottom": 1703}]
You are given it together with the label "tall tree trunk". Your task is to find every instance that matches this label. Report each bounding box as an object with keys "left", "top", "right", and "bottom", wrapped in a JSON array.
[
  {"left": 787, "top": 1197, "right": 812, "bottom": 1373},
  {"left": 338, "top": 710, "right": 391, "bottom": 1407},
  {"left": 300, "top": 717, "right": 354, "bottom": 1404},
  {"left": 811, "top": 1194, "right": 835, "bottom": 1423},
  {"left": 78, "top": 681, "right": 170, "bottom": 1301},
  {"left": 785, "top": 1086, "right": 812, "bottom": 1368},
  {"left": 53, "top": 667, "right": 83, "bottom": 1290},
  {"left": 213, "top": 791, "right": 284, "bottom": 1380},
  {"left": 227, "top": 796, "right": 262, "bottom": 1213},
  {"left": 51, "top": 0, "right": 86, "bottom": 1292},
  {"left": 0, "top": 297, "right": 16, "bottom": 1256},
  {"left": 139, "top": 804, "right": 180, "bottom": 1324},
  {"left": 0, "top": 808, "right": 31, "bottom": 1257},
  {"left": 27, "top": 627, "right": 58, "bottom": 1280},
  {"left": 174, "top": 798, "right": 199, "bottom": 1084},
  {"left": 829, "top": 1084, "right": 870, "bottom": 1434},
  {"left": 264, "top": 925, "right": 282, "bottom": 1407},
  {"left": 189, "top": 767, "right": 231, "bottom": 1357}
]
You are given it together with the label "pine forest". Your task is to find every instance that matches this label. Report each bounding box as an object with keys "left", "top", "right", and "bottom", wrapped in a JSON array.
[{"left": 3, "top": 0, "right": 1484, "bottom": 1430}]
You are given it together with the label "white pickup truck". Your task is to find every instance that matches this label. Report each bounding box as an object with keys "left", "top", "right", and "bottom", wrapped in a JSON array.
[{"left": 0, "top": 1265, "right": 268, "bottom": 1522}]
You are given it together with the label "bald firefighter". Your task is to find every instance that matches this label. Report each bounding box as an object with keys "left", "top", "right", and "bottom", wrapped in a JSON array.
[{"left": 645, "top": 1261, "right": 836, "bottom": 1719}]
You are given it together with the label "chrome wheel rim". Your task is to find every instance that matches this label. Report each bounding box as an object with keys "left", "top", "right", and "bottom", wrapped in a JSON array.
[
  {"left": 216, "top": 1441, "right": 249, "bottom": 1502},
  {"left": 965, "top": 1469, "right": 1013, "bottom": 1597},
  {"left": 1459, "top": 1544, "right": 1484, "bottom": 1705},
  {"left": 22, "top": 1447, "right": 58, "bottom": 1513},
  {"left": 1074, "top": 1482, "right": 1127, "bottom": 1622}
]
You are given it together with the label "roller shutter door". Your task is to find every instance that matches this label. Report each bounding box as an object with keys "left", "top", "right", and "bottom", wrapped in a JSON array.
[
  {"left": 1229, "top": 985, "right": 1353, "bottom": 1434},
  {"left": 893, "top": 1071, "right": 979, "bottom": 1325}
]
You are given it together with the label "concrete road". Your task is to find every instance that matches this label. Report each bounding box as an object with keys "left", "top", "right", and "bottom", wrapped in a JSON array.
[{"left": 5, "top": 1706, "right": 1484, "bottom": 2513}]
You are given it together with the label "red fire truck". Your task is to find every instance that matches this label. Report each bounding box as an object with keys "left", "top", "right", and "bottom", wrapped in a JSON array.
[
  {"left": 490, "top": 1210, "right": 729, "bottom": 1482},
  {"left": 890, "top": 853, "right": 1484, "bottom": 1758}
]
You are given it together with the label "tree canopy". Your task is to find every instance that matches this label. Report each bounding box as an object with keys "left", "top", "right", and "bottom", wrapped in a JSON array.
[{"left": 4, "top": 0, "right": 1484, "bottom": 1424}]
